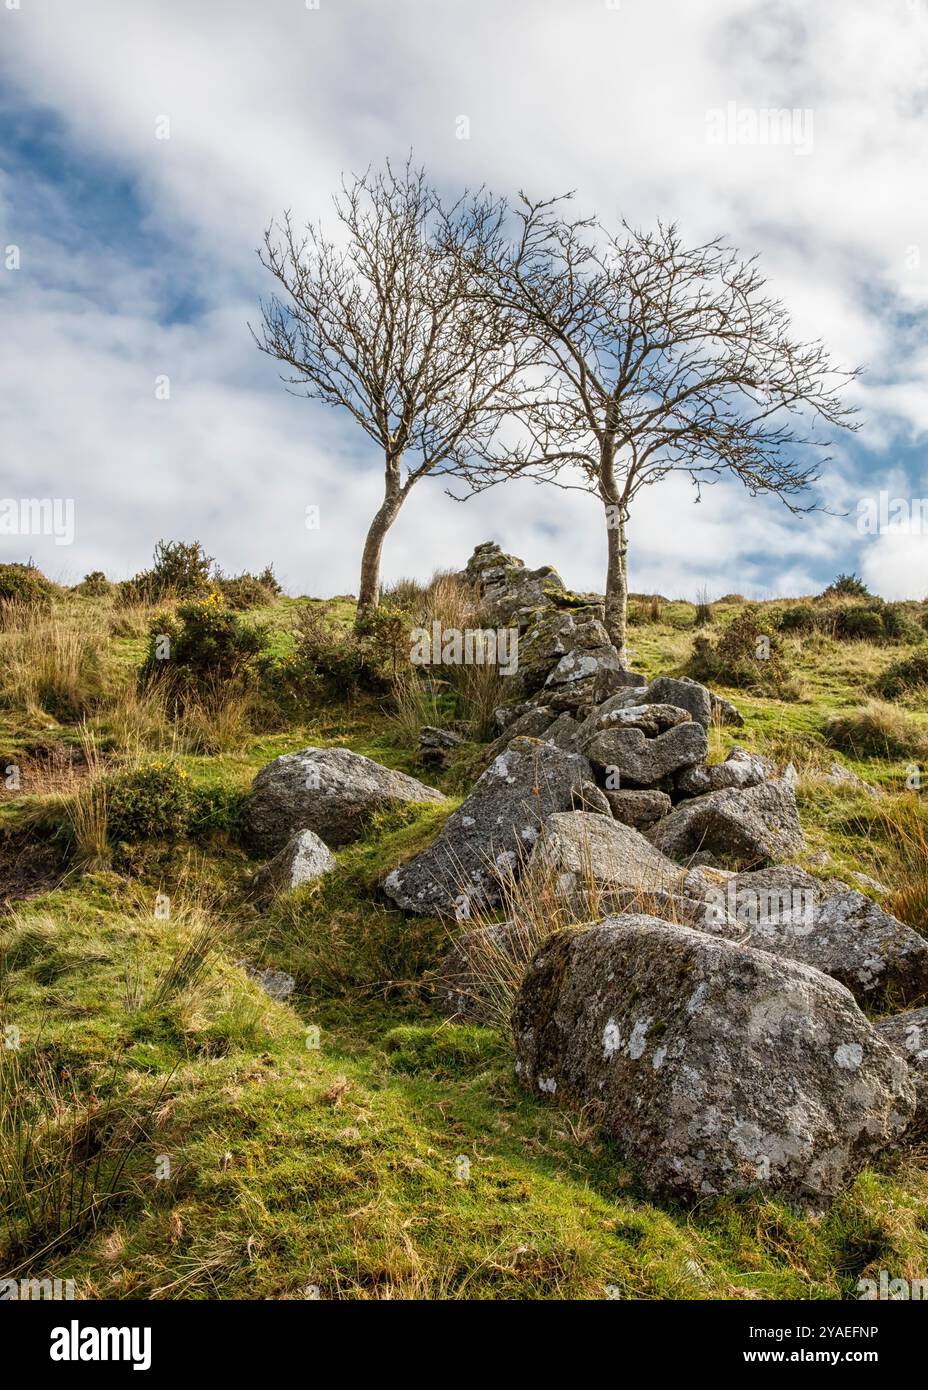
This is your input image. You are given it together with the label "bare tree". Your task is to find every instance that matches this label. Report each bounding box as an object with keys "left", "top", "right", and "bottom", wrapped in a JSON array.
[
  {"left": 254, "top": 160, "right": 523, "bottom": 625},
  {"left": 458, "top": 199, "right": 860, "bottom": 660}
]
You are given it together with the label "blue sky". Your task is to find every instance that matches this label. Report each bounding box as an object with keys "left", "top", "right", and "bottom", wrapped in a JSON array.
[{"left": 1, "top": 0, "right": 926, "bottom": 599}]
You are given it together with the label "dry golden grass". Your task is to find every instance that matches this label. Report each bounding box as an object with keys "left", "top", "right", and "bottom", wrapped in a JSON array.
[
  {"left": 177, "top": 687, "right": 254, "bottom": 755},
  {"left": 0, "top": 603, "right": 108, "bottom": 720},
  {"left": 389, "top": 570, "right": 507, "bottom": 742}
]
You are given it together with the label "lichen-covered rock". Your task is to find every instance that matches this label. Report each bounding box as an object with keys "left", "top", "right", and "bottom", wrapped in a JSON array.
[
  {"left": 462, "top": 542, "right": 603, "bottom": 628},
  {"left": 493, "top": 702, "right": 554, "bottom": 735},
  {"left": 486, "top": 705, "right": 555, "bottom": 762},
  {"left": 648, "top": 778, "right": 805, "bottom": 868},
  {"left": 506, "top": 608, "right": 613, "bottom": 701},
  {"left": 383, "top": 738, "right": 591, "bottom": 917},
  {"left": 638, "top": 677, "right": 713, "bottom": 728},
  {"left": 587, "top": 720, "right": 708, "bottom": 788},
  {"left": 529, "top": 811, "right": 686, "bottom": 898},
  {"left": 574, "top": 687, "right": 648, "bottom": 742},
  {"left": 594, "top": 703, "right": 692, "bottom": 739},
  {"left": 513, "top": 915, "right": 915, "bottom": 1202},
  {"left": 605, "top": 788, "right": 672, "bottom": 830},
  {"left": 245, "top": 747, "right": 446, "bottom": 854},
  {"left": 570, "top": 780, "right": 613, "bottom": 815},
  {"left": 700, "top": 867, "right": 928, "bottom": 1010},
  {"left": 543, "top": 644, "right": 627, "bottom": 694},
  {"left": 541, "top": 712, "right": 582, "bottom": 752},
  {"left": 677, "top": 747, "right": 776, "bottom": 797},
  {"left": 256, "top": 828, "right": 337, "bottom": 898},
  {"left": 874, "top": 1007, "right": 928, "bottom": 1141}
]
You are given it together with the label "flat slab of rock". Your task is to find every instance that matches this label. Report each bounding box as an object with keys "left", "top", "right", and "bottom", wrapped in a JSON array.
[
  {"left": 530, "top": 811, "right": 686, "bottom": 899},
  {"left": 586, "top": 720, "right": 708, "bottom": 788},
  {"left": 514, "top": 915, "right": 915, "bottom": 1202},
  {"left": 648, "top": 778, "right": 805, "bottom": 868},
  {"left": 702, "top": 868, "right": 928, "bottom": 1011},
  {"left": 245, "top": 747, "right": 447, "bottom": 854},
  {"left": 383, "top": 738, "right": 591, "bottom": 917},
  {"left": 595, "top": 703, "right": 692, "bottom": 738},
  {"left": 677, "top": 747, "right": 776, "bottom": 797},
  {"left": 875, "top": 1007, "right": 928, "bottom": 1142}
]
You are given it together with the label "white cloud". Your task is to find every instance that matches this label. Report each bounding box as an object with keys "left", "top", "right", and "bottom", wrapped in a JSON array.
[{"left": 2, "top": 0, "right": 927, "bottom": 597}]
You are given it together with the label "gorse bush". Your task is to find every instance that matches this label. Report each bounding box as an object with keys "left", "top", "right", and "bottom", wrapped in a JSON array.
[
  {"left": 0, "top": 562, "right": 55, "bottom": 609},
  {"left": 274, "top": 601, "right": 402, "bottom": 704},
  {"left": 118, "top": 540, "right": 214, "bottom": 605},
  {"left": 119, "top": 543, "right": 283, "bottom": 609},
  {"left": 687, "top": 606, "right": 796, "bottom": 697},
  {"left": 823, "top": 572, "right": 871, "bottom": 599},
  {"left": 105, "top": 761, "right": 244, "bottom": 842},
  {"left": 76, "top": 570, "right": 113, "bottom": 598},
  {"left": 139, "top": 595, "right": 268, "bottom": 710},
  {"left": 106, "top": 761, "right": 194, "bottom": 842},
  {"left": 871, "top": 651, "right": 928, "bottom": 702},
  {"left": 214, "top": 565, "right": 281, "bottom": 610}
]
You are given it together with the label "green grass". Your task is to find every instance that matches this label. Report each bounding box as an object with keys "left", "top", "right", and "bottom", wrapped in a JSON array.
[{"left": 1, "top": 584, "right": 927, "bottom": 1298}]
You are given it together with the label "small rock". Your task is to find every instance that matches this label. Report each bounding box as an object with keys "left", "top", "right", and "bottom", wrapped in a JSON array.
[
  {"left": 570, "top": 780, "right": 613, "bottom": 816},
  {"left": 240, "top": 963, "right": 297, "bottom": 1001},
  {"left": 257, "top": 828, "right": 337, "bottom": 898},
  {"left": 638, "top": 677, "right": 713, "bottom": 729},
  {"left": 419, "top": 726, "right": 464, "bottom": 750},
  {"left": 711, "top": 694, "right": 745, "bottom": 727},
  {"left": 605, "top": 788, "right": 672, "bottom": 830}
]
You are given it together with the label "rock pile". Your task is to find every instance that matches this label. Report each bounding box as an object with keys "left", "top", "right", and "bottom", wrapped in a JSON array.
[{"left": 240, "top": 538, "right": 928, "bottom": 1201}]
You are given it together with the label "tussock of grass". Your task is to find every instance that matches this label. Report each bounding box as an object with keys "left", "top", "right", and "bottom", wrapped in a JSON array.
[{"left": 824, "top": 699, "right": 928, "bottom": 762}]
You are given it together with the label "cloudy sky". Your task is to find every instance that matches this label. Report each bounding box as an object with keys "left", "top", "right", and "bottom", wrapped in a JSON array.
[{"left": 2, "top": 0, "right": 926, "bottom": 600}]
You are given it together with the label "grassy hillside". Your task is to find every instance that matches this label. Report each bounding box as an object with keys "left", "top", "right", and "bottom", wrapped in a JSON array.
[{"left": 1, "top": 559, "right": 927, "bottom": 1299}]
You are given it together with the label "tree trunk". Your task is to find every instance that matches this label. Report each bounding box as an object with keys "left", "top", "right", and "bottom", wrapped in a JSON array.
[
  {"left": 603, "top": 501, "right": 629, "bottom": 665},
  {"left": 355, "top": 464, "right": 404, "bottom": 628}
]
